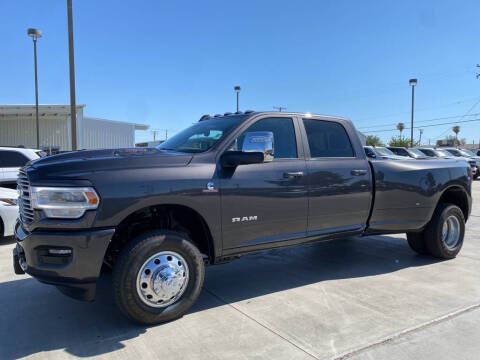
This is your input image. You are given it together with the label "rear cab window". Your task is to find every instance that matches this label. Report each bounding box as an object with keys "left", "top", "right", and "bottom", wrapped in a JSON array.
[{"left": 302, "top": 119, "right": 354, "bottom": 158}]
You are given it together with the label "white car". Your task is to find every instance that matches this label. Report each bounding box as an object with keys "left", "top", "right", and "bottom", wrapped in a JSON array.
[
  {"left": 0, "top": 187, "right": 19, "bottom": 239},
  {"left": 0, "top": 147, "right": 45, "bottom": 188}
]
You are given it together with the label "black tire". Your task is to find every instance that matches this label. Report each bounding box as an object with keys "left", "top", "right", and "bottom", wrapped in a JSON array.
[
  {"left": 474, "top": 173, "right": 479, "bottom": 180},
  {"left": 406, "top": 232, "right": 427, "bottom": 254},
  {"left": 0, "top": 217, "right": 4, "bottom": 242},
  {"left": 113, "top": 230, "right": 205, "bottom": 325},
  {"left": 424, "top": 203, "right": 465, "bottom": 259}
]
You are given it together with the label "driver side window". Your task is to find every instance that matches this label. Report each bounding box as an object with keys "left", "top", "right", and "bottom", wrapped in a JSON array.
[{"left": 230, "top": 117, "right": 297, "bottom": 159}]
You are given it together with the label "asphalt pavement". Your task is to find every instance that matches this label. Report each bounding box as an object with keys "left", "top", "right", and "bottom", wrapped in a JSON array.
[{"left": 1, "top": 182, "right": 479, "bottom": 360}]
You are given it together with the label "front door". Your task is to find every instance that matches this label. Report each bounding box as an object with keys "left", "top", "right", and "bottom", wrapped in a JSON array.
[{"left": 219, "top": 116, "right": 308, "bottom": 251}]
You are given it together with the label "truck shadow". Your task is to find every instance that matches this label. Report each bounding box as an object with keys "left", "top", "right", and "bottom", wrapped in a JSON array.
[{"left": 0, "top": 235, "right": 440, "bottom": 359}]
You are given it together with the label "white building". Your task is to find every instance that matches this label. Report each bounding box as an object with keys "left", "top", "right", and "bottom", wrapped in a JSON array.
[{"left": 0, "top": 104, "right": 149, "bottom": 151}]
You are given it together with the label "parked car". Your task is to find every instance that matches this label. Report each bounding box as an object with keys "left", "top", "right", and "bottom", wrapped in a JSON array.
[
  {"left": 0, "top": 187, "right": 19, "bottom": 240},
  {"left": 387, "top": 146, "right": 428, "bottom": 159},
  {"left": 0, "top": 147, "right": 46, "bottom": 189},
  {"left": 364, "top": 146, "right": 409, "bottom": 160},
  {"left": 13, "top": 111, "right": 472, "bottom": 325},
  {"left": 415, "top": 147, "right": 446, "bottom": 158},
  {"left": 431, "top": 148, "right": 455, "bottom": 159},
  {"left": 459, "top": 148, "right": 480, "bottom": 160},
  {"left": 442, "top": 148, "right": 479, "bottom": 179},
  {"left": 474, "top": 149, "right": 480, "bottom": 156}
]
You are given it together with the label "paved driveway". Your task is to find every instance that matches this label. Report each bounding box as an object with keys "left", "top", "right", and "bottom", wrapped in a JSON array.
[{"left": 1, "top": 182, "right": 479, "bottom": 360}]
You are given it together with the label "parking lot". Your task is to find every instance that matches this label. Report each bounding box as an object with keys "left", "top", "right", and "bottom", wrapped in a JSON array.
[{"left": 0, "top": 181, "right": 478, "bottom": 360}]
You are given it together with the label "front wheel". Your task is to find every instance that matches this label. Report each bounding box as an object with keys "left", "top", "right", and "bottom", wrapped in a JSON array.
[{"left": 113, "top": 230, "right": 205, "bottom": 325}]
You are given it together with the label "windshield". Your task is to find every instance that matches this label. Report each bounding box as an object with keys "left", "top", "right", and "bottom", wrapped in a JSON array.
[
  {"left": 435, "top": 149, "right": 450, "bottom": 157},
  {"left": 158, "top": 115, "right": 246, "bottom": 153},
  {"left": 444, "top": 149, "right": 462, "bottom": 157},
  {"left": 459, "top": 149, "right": 475, "bottom": 157},
  {"left": 418, "top": 148, "right": 437, "bottom": 157},
  {"left": 407, "top": 148, "right": 427, "bottom": 158},
  {"left": 374, "top": 147, "right": 395, "bottom": 156}
]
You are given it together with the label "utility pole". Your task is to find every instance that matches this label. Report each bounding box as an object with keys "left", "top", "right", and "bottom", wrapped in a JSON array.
[
  {"left": 165, "top": 129, "right": 168, "bottom": 140},
  {"left": 67, "top": 0, "right": 77, "bottom": 150},
  {"left": 418, "top": 128, "right": 424, "bottom": 145},
  {"left": 409, "top": 78, "right": 417, "bottom": 147},
  {"left": 273, "top": 106, "right": 286, "bottom": 112},
  {"left": 27, "top": 28, "right": 42, "bottom": 149}
]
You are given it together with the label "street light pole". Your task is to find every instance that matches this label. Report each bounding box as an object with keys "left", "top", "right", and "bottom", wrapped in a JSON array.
[
  {"left": 234, "top": 86, "right": 241, "bottom": 112},
  {"left": 409, "top": 78, "right": 417, "bottom": 147},
  {"left": 67, "top": 0, "right": 77, "bottom": 151},
  {"left": 27, "top": 28, "right": 42, "bottom": 149}
]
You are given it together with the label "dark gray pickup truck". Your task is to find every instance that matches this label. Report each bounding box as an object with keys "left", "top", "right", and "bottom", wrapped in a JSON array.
[{"left": 13, "top": 111, "right": 472, "bottom": 324}]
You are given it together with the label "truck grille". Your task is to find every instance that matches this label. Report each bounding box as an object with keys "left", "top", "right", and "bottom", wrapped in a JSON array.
[{"left": 17, "top": 169, "right": 34, "bottom": 224}]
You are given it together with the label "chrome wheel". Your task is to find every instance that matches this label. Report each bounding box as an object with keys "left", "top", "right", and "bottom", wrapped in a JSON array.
[
  {"left": 442, "top": 215, "right": 461, "bottom": 249},
  {"left": 136, "top": 251, "right": 189, "bottom": 308}
]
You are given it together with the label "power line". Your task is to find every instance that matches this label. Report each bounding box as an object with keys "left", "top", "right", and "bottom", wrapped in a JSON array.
[
  {"left": 458, "top": 97, "right": 480, "bottom": 120},
  {"left": 363, "top": 117, "right": 480, "bottom": 134},
  {"left": 355, "top": 95, "right": 480, "bottom": 123},
  {"left": 357, "top": 112, "right": 480, "bottom": 130}
]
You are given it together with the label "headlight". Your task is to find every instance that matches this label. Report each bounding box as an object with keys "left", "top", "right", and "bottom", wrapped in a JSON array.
[
  {"left": 0, "top": 198, "right": 18, "bottom": 206},
  {"left": 30, "top": 187, "right": 100, "bottom": 219}
]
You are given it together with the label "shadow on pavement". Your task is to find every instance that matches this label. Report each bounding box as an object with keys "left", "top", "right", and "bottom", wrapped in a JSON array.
[
  {"left": 0, "top": 235, "right": 439, "bottom": 359},
  {"left": 193, "top": 235, "right": 440, "bottom": 312}
]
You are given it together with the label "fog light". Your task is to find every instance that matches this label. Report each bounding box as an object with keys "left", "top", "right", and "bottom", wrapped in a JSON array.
[{"left": 48, "top": 249, "right": 72, "bottom": 255}]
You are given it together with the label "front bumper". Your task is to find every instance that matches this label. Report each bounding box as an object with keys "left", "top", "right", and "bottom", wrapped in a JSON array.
[{"left": 13, "top": 221, "right": 114, "bottom": 301}]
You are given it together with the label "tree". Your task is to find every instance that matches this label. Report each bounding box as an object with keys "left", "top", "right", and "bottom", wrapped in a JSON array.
[
  {"left": 396, "top": 123, "right": 405, "bottom": 137},
  {"left": 365, "top": 135, "right": 384, "bottom": 147},
  {"left": 389, "top": 136, "right": 411, "bottom": 147},
  {"left": 452, "top": 126, "right": 460, "bottom": 143}
]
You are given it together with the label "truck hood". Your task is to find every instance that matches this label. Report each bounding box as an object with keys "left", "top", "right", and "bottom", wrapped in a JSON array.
[{"left": 27, "top": 148, "right": 193, "bottom": 182}]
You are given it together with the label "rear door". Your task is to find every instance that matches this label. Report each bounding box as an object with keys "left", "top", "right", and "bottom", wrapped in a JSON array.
[{"left": 300, "top": 118, "right": 372, "bottom": 235}]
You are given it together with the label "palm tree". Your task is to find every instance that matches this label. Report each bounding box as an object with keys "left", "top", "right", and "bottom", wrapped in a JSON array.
[
  {"left": 397, "top": 123, "right": 405, "bottom": 138},
  {"left": 452, "top": 126, "right": 460, "bottom": 145}
]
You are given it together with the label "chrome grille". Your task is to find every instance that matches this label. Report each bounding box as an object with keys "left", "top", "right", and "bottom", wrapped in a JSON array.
[{"left": 17, "top": 169, "right": 34, "bottom": 224}]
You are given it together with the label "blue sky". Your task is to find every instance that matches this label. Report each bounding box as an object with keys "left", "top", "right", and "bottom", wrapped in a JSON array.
[{"left": 1, "top": 0, "right": 479, "bottom": 145}]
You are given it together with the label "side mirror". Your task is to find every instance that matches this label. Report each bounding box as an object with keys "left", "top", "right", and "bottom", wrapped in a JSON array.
[
  {"left": 368, "top": 153, "right": 376, "bottom": 158},
  {"left": 242, "top": 131, "right": 274, "bottom": 162},
  {"left": 220, "top": 151, "right": 264, "bottom": 167}
]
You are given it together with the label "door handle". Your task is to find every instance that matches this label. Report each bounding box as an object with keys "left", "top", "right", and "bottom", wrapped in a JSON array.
[
  {"left": 283, "top": 171, "right": 304, "bottom": 178},
  {"left": 351, "top": 169, "right": 367, "bottom": 176}
]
